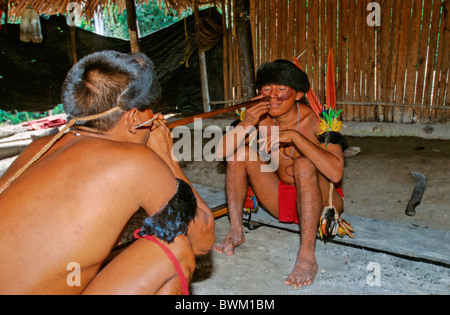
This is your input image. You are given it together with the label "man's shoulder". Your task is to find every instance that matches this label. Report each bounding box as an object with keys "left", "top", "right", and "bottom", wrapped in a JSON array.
[
  {"left": 110, "top": 141, "right": 160, "bottom": 164},
  {"left": 298, "top": 104, "right": 321, "bottom": 139},
  {"left": 100, "top": 141, "right": 174, "bottom": 179},
  {"left": 299, "top": 103, "right": 316, "bottom": 118},
  {"left": 78, "top": 139, "right": 161, "bottom": 169},
  {"left": 300, "top": 104, "right": 320, "bottom": 126}
]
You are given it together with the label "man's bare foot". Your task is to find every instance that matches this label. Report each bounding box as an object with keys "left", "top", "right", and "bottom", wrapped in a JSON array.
[
  {"left": 213, "top": 230, "right": 245, "bottom": 256},
  {"left": 284, "top": 259, "right": 318, "bottom": 289}
]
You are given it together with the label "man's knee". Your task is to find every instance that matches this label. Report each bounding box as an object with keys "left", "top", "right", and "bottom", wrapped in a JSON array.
[
  {"left": 293, "top": 157, "right": 317, "bottom": 179},
  {"left": 227, "top": 145, "right": 259, "bottom": 164},
  {"left": 168, "top": 236, "right": 196, "bottom": 285}
]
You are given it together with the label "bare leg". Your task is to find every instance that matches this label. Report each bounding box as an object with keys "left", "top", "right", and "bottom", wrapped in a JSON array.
[
  {"left": 214, "top": 147, "right": 279, "bottom": 256},
  {"left": 284, "top": 157, "right": 321, "bottom": 288},
  {"left": 82, "top": 235, "right": 195, "bottom": 295},
  {"left": 213, "top": 159, "right": 247, "bottom": 255}
]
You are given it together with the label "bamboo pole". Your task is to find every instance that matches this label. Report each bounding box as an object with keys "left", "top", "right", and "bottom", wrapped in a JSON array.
[
  {"left": 69, "top": 25, "right": 77, "bottom": 64},
  {"left": 353, "top": 0, "right": 364, "bottom": 122},
  {"left": 260, "top": 0, "right": 267, "bottom": 64},
  {"left": 365, "top": 0, "right": 376, "bottom": 122},
  {"left": 386, "top": 0, "right": 401, "bottom": 122},
  {"left": 287, "top": 0, "right": 294, "bottom": 60},
  {"left": 338, "top": 0, "right": 348, "bottom": 119},
  {"left": 297, "top": 0, "right": 307, "bottom": 67},
  {"left": 402, "top": 0, "right": 422, "bottom": 123},
  {"left": 166, "top": 96, "right": 269, "bottom": 129},
  {"left": 221, "top": 0, "right": 229, "bottom": 101},
  {"left": 422, "top": 0, "right": 442, "bottom": 123},
  {"left": 347, "top": 0, "right": 356, "bottom": 121},
  {"left": 194, "top": 6, "right": 211, "bottom": 113},
  {"left": 378, "top": 0, "right": 392, "bottom": 122},
  {"left": 433, "top": 0, "right": 449, "bottom": 120},
  {"left": 393, "top": 0, "right": 412, "bottom": 123},
  {"left": 415, "top": 0, "right": 433, "bottom": 122},
  {"left": 235, "top": 0, "right": 256, "bottom": 100},
  {"left": 125, "top": 0, "right": 140, "bottom": 53},
  {"left": 320, "top": 0, "right": 326, "bottom": 101},
  {"left": 310, "top": 0, "right": 319, "bottom": 95},
  {"left": 270, "top": 0, "right": 277, "bottom": 61}
]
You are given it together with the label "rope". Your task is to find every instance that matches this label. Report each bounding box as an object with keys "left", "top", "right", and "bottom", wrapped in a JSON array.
[
  {"left": 195, "top": 14, "right": 222, "bottom": 51},
  {"left": 180, "top": 18, "right": 193, "bottom": 68},
  {"left": 0, "top": 106, "right": 123, "bottom": 195},
  {"left": 328, "top": 181, "right": 334, "bottom": 207}
]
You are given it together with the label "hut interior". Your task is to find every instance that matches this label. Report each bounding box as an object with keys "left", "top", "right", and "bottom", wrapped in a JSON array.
[
  {"left": 1, "top": 1, "right": 224, "bottom": 114},
  {"left": 0, "top": 0, "right": 448, "bottom": 296},
  {"left": 1, "top": 0, "right": 448, "bottom": 125}
]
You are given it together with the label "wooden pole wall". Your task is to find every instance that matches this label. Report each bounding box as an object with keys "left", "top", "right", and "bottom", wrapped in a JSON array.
[{"left": 221, "top": 0, "right": 449, "bottom": 124}]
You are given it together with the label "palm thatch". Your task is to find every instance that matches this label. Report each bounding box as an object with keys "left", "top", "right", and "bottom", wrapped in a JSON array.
[{"left": 7, "top": 0, "right": 218, "bottom": 21}]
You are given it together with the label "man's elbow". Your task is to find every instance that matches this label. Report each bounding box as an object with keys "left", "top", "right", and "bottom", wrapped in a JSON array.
[
  {"left": 191, "top": 211, "right": 216, "bottom": 256},
  {"left": 330, "top": 167, "right": 344, "bottom": 184}
]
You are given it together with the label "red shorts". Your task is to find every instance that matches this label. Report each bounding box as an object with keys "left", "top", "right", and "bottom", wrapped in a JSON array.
[{"left": 278, "top": 181, "right": 344, "bottom": 225}]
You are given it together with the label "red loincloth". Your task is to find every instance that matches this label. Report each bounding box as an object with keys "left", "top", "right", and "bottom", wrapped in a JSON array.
[
  {"left": 278, "top": 181, "right": 345, "bottom": 225},
  {"left": 134, "top": 229, "right": 189, "bottom": 295}
]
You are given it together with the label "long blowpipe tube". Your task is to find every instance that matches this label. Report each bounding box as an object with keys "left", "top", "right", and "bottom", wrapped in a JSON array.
[{"left": 166, "top": 96, "right": 270, "bottom": 129}]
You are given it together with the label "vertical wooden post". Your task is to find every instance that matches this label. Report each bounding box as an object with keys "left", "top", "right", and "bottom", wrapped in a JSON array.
[
  {"left": 235, "top": 0, "right": 256, "bottom": 99},
  {"left": 69, "top": 26, "right": 77, "bottom": 64},
  {"left": 194, "top": 6, "right": 211, "bottom": 113},
  {"left": 221, "top": 0, "right": 229, "bottom": 102},
  {"left": 1, "top": 0, "right": 8, "bottom": 35},
  {"left": 125, "top": 0, "right": 140, "bottom": 53}
]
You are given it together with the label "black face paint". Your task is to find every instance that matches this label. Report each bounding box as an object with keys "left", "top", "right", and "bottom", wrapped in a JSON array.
[{"left": 261, "top": 86, "right": 295, "bottom": 102}]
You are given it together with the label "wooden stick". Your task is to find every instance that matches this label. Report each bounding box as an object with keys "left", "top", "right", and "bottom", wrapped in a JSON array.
[{"left": 166, "top": 96, "right": 270, "bottom": 129}]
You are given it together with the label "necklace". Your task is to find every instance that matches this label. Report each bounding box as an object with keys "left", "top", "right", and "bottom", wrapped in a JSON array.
[
  {"left": 70, "top": 127, "right": 106, "bottom": 137},
  {"left": 273, "top": 103, "right": 300, "bottom": 160}
]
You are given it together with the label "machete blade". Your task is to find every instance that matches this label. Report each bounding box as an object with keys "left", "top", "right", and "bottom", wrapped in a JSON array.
[{"left": 405, "top": 172, "right": 426, "bottom": 217}]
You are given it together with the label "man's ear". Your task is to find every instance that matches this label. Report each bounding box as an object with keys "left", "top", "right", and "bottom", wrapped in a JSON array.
[
  {"left": 126, "top": 108, "right": 138, "bottom": 134},
  {"left": 295, "top": 91, "right": 305, "bottom": 101}
]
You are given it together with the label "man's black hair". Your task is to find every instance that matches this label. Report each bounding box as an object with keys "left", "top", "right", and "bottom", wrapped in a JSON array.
[
  {"left": 62, "top": 50, "right": 161, "bottom": 131},
  {"left": 256, "top": 59, "right": 311, "bottom": 93}
]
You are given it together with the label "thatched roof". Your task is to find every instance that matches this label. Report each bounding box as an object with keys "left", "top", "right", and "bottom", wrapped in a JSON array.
[
  {"left": 0, "top": 8, "right": 224, "bottom": 112},
  {"left": 8, "top": 0, "right": 217, "bottom": 21}
]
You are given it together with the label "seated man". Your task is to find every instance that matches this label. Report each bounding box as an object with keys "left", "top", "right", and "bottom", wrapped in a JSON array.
[
  {"left": 214, "top": 60, "right": 347, "bottom": 289},
  {"left": 0, "top": 50, "right": 215, "bottom": 294}
]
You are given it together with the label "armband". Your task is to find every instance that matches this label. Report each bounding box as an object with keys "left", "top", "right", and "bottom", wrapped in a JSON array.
[
  {"left": 138, "top": 179, "right": 197, "bottom": 243},
  {"left": 317, "top": 131, "right": 348, "bottom": 151}
]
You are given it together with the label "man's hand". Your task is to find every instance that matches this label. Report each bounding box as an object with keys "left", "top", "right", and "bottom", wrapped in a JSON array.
[
  {"left": 240, "top": 95, "right": 270, "bottom": 127},
  {"left": 259, "top": 129, "right": 299, "bottom": 154},
  {"left": 145, "top": 116, "right": 176, "bottom": 164}
]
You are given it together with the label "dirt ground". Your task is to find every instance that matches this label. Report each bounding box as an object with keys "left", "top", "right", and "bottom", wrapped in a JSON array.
[
  {"left": 181, "top": 135, "right": 450, "bottom": 230},
  {"left": 180, "top": 135, "right": 450, "bottom": 295},
  {"left": 0, "top": 134, "right": 448, "bottom": 295}
]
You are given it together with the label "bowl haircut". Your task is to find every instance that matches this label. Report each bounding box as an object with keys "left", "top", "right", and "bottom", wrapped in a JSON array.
[{"left": 62, "top": 50, "right": 161, "bottom": 131}]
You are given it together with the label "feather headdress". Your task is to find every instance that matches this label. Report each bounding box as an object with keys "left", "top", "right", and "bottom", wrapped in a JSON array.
[{"left": 294, "top": 49, "right": 343, "bottom": 141}]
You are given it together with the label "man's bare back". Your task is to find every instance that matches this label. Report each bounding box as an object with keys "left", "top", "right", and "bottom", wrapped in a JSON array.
[
  {"left": 0, "top": 129, "right": 182, "bottom": 294},
  {"left": 0, "top": 51, "right": 215, "bottom": 294}
]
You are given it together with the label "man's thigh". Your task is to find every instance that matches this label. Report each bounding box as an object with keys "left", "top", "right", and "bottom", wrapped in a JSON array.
[
  {"left": 82, "top": 236, "right": 195, "bottom": 295},
  {"left": 240, "top": 151, "right": 280, "bottom": 218}
]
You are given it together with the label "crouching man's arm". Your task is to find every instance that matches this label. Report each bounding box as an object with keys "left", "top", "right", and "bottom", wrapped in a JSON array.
[{"left": 146, "top": 119, "right": 215, "bottom": 256}]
